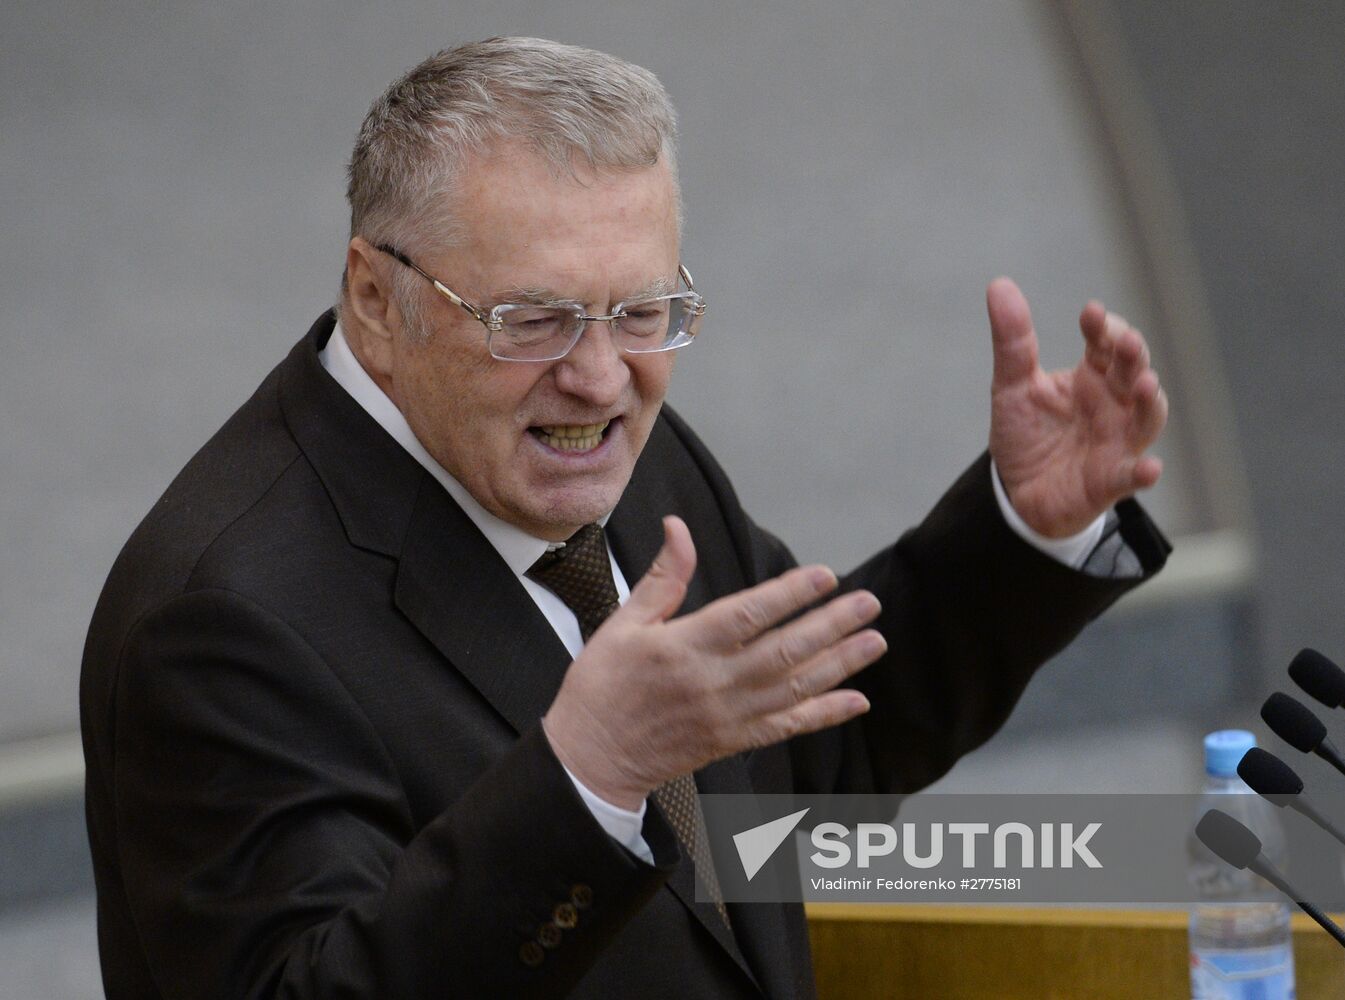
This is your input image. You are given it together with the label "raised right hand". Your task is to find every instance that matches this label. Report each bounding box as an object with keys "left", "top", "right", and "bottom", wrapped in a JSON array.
[{"left": 542, "top": 515, "right": 885, "bottom": 810}]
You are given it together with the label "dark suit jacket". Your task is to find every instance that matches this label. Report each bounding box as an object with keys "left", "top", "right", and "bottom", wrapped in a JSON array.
[{"left": 81, "top": 312, "right": 1170, "bottom": 999}]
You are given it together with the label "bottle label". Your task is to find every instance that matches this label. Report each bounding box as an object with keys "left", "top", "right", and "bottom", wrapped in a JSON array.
[{"left": 1190, "top": 945, "right": 1295, "bottom": 999}]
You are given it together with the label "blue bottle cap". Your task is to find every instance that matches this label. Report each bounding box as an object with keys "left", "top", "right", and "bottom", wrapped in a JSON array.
[{"left": 1204, "top": 729, "right": 1256, "bottom": 777}]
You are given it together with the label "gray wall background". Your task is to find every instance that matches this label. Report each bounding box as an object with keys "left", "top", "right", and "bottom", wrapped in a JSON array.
[
  {"left": 3, "top": 0, "right": 1191, "bottom": 745},
  {"left": 4, "top": 0, "right": 1345, "bottom": 995}
]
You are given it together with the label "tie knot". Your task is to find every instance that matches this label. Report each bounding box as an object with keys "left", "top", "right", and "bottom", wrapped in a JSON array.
[{"left": 527, "top": 524, "right": 620, "bottom": 641}]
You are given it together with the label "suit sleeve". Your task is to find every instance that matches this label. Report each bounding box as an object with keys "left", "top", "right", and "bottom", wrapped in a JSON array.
[
  {"left": 112, "top": 587, "right": 678, "bottom": 999},
  {"left": 737, "top": 453, "right": 1171, "bottom": 797},
  {"left": 653, "top": 410, "right": 1170, "bottom": 798}
]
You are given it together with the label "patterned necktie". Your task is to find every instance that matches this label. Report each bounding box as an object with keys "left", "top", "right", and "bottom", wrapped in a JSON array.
[{"left": 528, "top": 523, "right": 731, "bottom": 929}]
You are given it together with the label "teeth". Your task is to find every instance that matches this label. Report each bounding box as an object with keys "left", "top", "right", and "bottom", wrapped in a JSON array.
[{"left": 535, "top": 420, "right": 610, "bottom": 452}]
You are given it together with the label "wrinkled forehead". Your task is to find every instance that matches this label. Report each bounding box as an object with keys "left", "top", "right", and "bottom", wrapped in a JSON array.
[{"left": 426, "top": 146, "right": 682, "bottom": 282}]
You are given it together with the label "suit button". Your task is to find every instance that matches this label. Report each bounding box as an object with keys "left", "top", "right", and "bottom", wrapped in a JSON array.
[
  {"left": 519, "top": 941, "right": 545, "bottom": 968},
  {"left": 570, "top": 884, "right": 593, "bottom": 909},
  {"left": 553, "top": 902, "right": 578, "bottom": 929},
  {"left": 537, "top": 923, "right": 562, "bottom": 949}
]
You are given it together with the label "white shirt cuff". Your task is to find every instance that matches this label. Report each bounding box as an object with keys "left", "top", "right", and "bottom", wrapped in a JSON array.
[
  {"left": 562, "top": 763, "right": 654, "bottom": 864},
  {"left": 990, "top": 459, "right": 1106, "bottom": 571}
]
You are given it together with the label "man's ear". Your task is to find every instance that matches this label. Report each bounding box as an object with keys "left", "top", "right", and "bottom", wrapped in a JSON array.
[{"left": 343, "top": 237, "right": 399, "bottom": 384}]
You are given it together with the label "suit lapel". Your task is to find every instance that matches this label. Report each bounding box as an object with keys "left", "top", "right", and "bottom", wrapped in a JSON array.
[{"left": 394, "top": 476, "right": 575, "bottom": 735}]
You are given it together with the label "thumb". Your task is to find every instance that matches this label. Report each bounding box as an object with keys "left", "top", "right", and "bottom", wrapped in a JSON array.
[
  {"left": 624, "top": 515, "right": 697, "bottom": 624},
  {"left": 986, "top": 276, "right": 1040, "bottom": 389}
]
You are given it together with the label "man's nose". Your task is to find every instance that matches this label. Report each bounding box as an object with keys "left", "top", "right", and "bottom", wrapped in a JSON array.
[{"left": 552, "top": 323, "right": 630, "bottom": 406}]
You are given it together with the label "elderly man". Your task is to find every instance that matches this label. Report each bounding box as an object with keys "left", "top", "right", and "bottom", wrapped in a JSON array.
[{"left": 81, "top": 37, "right": 1170, "bottom": 999}]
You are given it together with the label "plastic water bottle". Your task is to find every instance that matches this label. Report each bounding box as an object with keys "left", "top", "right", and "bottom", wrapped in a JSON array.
[{"left": 1188, "top": 729, "right": 1295, "bottom": 998}]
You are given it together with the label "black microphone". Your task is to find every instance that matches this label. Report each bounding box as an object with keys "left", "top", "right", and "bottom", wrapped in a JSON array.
[
  {"left": 1238, "top": 746, "right": 1345, "bottom": 849},
  {"left": 1289, "top": 648, "right": 1345, "bottom": 711},
  {"left": 1261, "top": 692, "right": 1345, "bottom": 779},
  {"left": 1195, "top": 808, "right": 1345, "bottom": 948}
]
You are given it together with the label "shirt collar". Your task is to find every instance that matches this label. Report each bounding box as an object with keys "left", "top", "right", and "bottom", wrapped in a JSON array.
[{"left": 319, "top": 319, "right": 574, "bottom": 576}]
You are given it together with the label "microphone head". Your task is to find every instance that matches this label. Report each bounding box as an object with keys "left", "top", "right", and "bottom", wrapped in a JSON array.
[
  {"left": 1289, "top": 648, "right": 1345, "bottom": 710},
  {"left": 1237, "top": 746, "right": 1304, "bottom": 805},
  {"left": 1262, "top": 691, "right": 1328, "bottom": 754},
  {"left": 1196, "top": 809, "right": 1263, "bottom": 870}
]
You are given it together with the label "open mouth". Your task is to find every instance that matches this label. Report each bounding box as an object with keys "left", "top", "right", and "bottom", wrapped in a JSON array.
[{"left": 529, "top": 419, "right": 613, "bottom": 452}]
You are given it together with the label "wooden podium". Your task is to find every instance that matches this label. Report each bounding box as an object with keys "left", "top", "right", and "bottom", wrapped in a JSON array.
[{"left": 806, "top": 904, "right": 1345, "bottom": 998}]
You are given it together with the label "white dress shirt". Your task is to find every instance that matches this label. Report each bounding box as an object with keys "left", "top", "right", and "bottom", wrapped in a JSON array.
[{"left": 319, "top": 320, "right": 1103, "bottom": 864}]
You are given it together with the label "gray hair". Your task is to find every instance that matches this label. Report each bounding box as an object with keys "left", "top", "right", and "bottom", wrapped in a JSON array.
[{"left": 340, "top": 37, "right": 681, "bottom": 334}]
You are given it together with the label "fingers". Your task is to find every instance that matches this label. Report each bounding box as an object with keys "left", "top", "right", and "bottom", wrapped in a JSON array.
[
  {"left": 730, "top": 589, "right": 885, "bottom": 721},
  {"left": 1104, "top": 324, "right": 1169, "bottom": 440},
  {"left": 771, "top": 626, "right": 887, "bottom": 712},
  {"left": 1133, "top": 455, "right": 1163, "bottom": 490},
  {"left": 696, "top": 587, "right": 885, "bottom": 756},
  {"left": 1081, "top": 304, "right": 1134, "bottom": 372},
  {"left": 568, "top": 555, "right": 884, "bottom": 786},
  {"left": 752, "top": 589, "right": 882, "bottom": 680},
  {"left": 986, "top": 276, "right": 1039, "bottom": 389},
  {"left": 1079, "top": 300, "right": 1108, "bottom": 355},
  {"left": 1105, "top": 327, "right": 1150, "bottom": 397},
  {"left": 1103, "top": 453, "right": 1164, "bottom": 499},
  {"left": 1083, "top": 301, "right": 1170, "bottom": 462},
  {"left": 690, "top": 563, "right": 839, "bottom": 646},
  {"left": 625, "top": 516, "right": 698, "bottom": 624},
  {"left": 1130, "top": 369, "right": 1169, "bottom": 445},
  {"left": 750, "top": 688, "right": 873, "bottom": 750}
]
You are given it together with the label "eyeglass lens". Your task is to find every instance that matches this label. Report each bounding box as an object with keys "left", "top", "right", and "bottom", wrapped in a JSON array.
[{"left": 491, "top": 294, "right": 699, "bottom": 361}]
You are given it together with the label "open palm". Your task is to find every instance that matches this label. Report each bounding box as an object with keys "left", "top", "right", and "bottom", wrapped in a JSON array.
[{"left": 986, "top": 277, "right": 1168, "bottom": 539}]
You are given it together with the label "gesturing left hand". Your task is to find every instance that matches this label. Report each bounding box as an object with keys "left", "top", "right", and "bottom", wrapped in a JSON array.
[{"left": 986, "top": 277, "right": 1168, "bottom": 539}]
